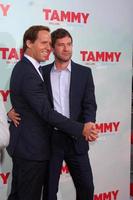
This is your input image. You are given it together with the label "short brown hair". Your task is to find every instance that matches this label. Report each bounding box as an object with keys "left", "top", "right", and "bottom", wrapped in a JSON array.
[
  {"left": 23, "top": 25, "right": 50, "bottom": 52},
  {"left": 51, "top": 28, "right": 73, "bottom": 48}
]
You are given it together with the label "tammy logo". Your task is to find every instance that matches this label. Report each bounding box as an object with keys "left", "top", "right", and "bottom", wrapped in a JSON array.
[
  {"left": 61, "top": 163, "right": 69, "bottom": 174},
  {"left": 0, "top": 172, "right": 10, "bottom": 185},
  {"left": 0, "top": 48, "right": 51, "bottom": 64},
  {"left": 0, "top": 1, "right": 11, "bottom": 16},
  {"left": 94, "top": 190, "right": 119, "bottom": 200},
  {"left": 80, "top": 51, "right": 121, "bottom": 64},
  {"left": 42, "top": 8, "right": 89, "bottom": 25},
  {"left": 96, "top": 122, "right": 120, "bottom": 134},
  {"left": 0, "top": 48, "right": 23, "bottom": 64},
  {"left": 0, "top": 90, "right": 10, "bottom": 102}
]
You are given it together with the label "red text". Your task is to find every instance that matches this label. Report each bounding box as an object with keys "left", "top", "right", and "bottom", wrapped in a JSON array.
[
  {"left": 43, "top": 9, "right": 89, "bottom": 24},
  {"left": 96, "top": 122, "right": 120, "bottom": 133},
  {"left": 0, "top": 1, "right": 11, "bottom": 16},
  {"left": 61, "top": 164, "right": 69, "bottom": 174},
  {"left": 0, "top": 90, "right": 10, "bottom": 102},
  {"left": 94, "top": 190, "right": 119, "bottom": 200},
  {"left": 0, "top": 48, "right": 23, "bottom": 60},
  {"left": 0, "top": 172, "right": 10, "bottom": 184},
  {"left": 80, "top": 51, "right": 121, "bottom": 62}
]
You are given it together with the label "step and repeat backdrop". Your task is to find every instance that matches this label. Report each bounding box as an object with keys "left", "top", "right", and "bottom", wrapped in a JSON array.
[{"left": 0, "top": 0, "right": 132, "bottom": 200}]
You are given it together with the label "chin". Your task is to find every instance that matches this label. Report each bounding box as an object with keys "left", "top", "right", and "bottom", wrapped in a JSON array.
[
  {"left": 63, "top": 59, "right": 70, "bottom": 62},
  {"left": 40, "top": 57, "right": 46, "bottom": 62}
]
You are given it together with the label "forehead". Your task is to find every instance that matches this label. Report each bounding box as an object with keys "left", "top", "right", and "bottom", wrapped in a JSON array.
[
  {"left": 37, "top": 30, "right": 51, "bottom": 40},
  {"left": 56, "top": 36, "right": 72, "bottom": 43}
]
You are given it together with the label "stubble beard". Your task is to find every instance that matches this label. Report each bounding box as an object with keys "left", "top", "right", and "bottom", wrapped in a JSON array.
[{"left": 55, "top": 53, "right": 72, "bottom": 63}]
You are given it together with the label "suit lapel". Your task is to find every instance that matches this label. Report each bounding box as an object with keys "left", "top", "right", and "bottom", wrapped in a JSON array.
[
  {"left": 43, "top": 64, "right": 54, "bottom": 106},
  {"left": 22, "top": 56, "right": 44, "bottom": 82},
  {"left": 43, "top": 61, "right": 79, "bottom": 116},
  {"left": 69, "top": 61, "right": 78, "bottom": 119}
]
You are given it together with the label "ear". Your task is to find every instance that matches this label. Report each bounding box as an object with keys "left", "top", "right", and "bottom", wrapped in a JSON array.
[{"left": 26, "top": 40, "right": 32, "bottom": 49}]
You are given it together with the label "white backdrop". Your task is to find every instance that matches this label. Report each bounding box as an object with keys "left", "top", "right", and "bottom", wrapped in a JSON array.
[{"left": 0, "top": 0, "right": 132, "bottom": 200}]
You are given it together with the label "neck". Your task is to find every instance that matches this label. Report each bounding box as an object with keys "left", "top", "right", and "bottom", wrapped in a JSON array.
[{"left": 55, "top": 60, "right": 70, "bottom": 70}]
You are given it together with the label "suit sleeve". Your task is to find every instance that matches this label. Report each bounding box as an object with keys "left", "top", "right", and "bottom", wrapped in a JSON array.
[
  {"left": 21, "top": 72, "right": 83, "bottom": 137},
  {"left": 82, "top": 69, "right": 97, "bottom": 123}
]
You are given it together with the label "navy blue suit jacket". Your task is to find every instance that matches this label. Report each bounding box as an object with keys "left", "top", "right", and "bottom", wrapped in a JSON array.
[
  {"left": 7, "top": 57, "right": 84, "bottom": 160},
  {"left": 43, "top": 61, "right": 97, "bottom": 154}
]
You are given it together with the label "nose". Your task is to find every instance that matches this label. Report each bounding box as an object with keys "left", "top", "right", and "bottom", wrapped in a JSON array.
[
  {"left": 44, "top": 41, "right": 51, "bottom": 51},
  {"left": 63, "top": 45, "right": 69, "bottom": 51},
  {"left": 46, "top": 43, "right": 51, "bottom": 51}
]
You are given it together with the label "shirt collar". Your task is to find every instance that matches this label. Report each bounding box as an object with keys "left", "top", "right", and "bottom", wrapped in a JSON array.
[
  {"left": 53, "top": 61, "right": 71, "bottom": 72},
  {"left": 24, "top": 54, "right": 40, "bottom": 69}
]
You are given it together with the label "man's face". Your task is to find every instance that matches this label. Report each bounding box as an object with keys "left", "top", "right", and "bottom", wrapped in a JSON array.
[
  {"left": 27, "top": 30, "right": 51, "bottom": 62},
  {"left": 53, "top": 36, "right": 72, "bottom": 63}
]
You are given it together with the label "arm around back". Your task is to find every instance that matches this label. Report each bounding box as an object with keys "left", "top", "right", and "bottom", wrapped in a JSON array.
[{"left": 10, "top": 61, "right": 84, "bottom": 138}]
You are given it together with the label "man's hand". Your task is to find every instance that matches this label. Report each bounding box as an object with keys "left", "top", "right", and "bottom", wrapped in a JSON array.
[
  {"left": 7, "top": 108, "right": 21, "bottom": 127},
  {"left": 82, "top": 122, "right": 98, "bottom": 142}
]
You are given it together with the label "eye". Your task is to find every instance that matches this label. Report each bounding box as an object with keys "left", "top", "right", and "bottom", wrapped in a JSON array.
[
  {"left": 58, "top": 43, "right": 64, "bottom": 47},
  {"left": 68, "top": 42, "right": 72, "bottom": 46}
]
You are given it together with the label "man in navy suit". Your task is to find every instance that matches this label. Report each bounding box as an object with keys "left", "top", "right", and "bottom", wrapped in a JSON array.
[
  {"left": 42, "top": 28, "right": 97, "bottom": 200},
  {"left": 7, "top": 26, "right": 98, "bottom": 200}
]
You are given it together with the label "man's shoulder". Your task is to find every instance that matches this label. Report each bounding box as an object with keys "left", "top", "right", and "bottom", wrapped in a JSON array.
[
  {"left": 13, "top": 57, "right": 33, "bottom": 71},
  {"left": 72, "top": 61, "right": 91, "bottom": 74},
  {"left": 11, "top": 57, "right": 35, "bottom": 80},
  {"left": 11, "top": 60, "right": 23, "bottom": 74},
  {"left": 42, "top": 62, "right": 53, "bottom": 72}
]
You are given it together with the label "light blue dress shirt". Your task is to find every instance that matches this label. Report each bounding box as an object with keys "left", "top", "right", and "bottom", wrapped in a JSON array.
[{"left": 50, "top": 62, "right": 71, "bottom": 118}]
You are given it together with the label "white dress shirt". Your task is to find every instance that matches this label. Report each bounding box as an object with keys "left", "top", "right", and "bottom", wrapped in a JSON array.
[{"left": 50, "top": 63, "right": 71, "bottom": 118}]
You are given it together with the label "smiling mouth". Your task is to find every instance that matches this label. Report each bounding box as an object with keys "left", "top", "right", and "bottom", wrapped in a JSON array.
[{"left": 41, "top": 50, "right": 49, "bottom": 55}]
